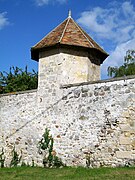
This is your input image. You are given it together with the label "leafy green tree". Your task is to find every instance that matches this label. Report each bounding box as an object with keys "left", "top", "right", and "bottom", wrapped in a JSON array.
[
  {"left": 0, "top": 66, "right": 38, "bottom": 94},
  {"left": 108, "top": 50, "right": 135, "bottom": 78}
]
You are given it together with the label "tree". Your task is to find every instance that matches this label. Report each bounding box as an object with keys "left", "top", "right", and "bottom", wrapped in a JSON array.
[
  {"left": 0, "top": 66, "right": 38, "bottom": 94},
  {"left": 108, "top": 50, "right": 135, "bottom": 78}
]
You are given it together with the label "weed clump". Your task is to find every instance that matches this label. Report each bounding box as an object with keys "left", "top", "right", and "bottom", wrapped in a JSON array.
[{"left": 38, "top": 128, "right": 65, "bottom": 168}]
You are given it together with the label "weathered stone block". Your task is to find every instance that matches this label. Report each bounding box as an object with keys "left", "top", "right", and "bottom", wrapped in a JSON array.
[
  {"left": 122, "top": 111, "right": 130, "bottom": 118},
  {"left": 124, "top": 132, "right": 131, "bottom": 137},
  {"left": 119, "top": 137, "right": 131, "bottom": 145},
  {"left": 116, "top": 151, "right": 132, "bottom": 159},
  {"left": 131, "top": 140, "right": 135, "bottom": 147},
  {"left": 74, "top": 90, "right": 80, "bottom": 98},
  {"left": 119, "top": 124, "right": 131, "bottom": 131}
]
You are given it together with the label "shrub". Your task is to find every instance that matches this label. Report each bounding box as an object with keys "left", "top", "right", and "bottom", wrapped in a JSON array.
[
  {"left": 0, "top": 148, "right": 5, "bottom": 168},
  {"left": 38, "top": 128, "right": 64, "bottom": 168},
  {"left": 10, "top": 146, "right": 22, "bottom": 167}
]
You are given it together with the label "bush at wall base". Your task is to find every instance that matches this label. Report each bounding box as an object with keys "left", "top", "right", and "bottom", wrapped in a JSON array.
[{"left": 38, "top": 128, "right": 65, "bottom": 168}]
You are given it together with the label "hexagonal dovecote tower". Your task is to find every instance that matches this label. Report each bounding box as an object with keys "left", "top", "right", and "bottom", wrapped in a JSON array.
[{"left": 31, "top": 12, "right": 108, "bottom": 103}]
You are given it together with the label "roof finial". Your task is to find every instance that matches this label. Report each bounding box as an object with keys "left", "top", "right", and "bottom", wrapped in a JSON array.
[{"left": 68, "top": 10, "right": 71, "bottom": 18}]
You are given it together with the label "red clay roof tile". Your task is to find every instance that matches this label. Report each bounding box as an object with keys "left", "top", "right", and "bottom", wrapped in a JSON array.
[{"left": 31, "top": 16, "right": 108, "bottom": 61}]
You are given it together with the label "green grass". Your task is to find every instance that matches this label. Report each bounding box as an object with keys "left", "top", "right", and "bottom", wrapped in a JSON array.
[{"left": 0, "top": 166, "right": 135, "bottom": 180}]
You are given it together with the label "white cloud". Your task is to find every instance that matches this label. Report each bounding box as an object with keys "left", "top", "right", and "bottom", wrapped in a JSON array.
[
  {"left": 0, "top": 12, "right": 9, "bottom": 30},
  {"left": 122, "top": 1, "right": 135, "bottom": 17},
  {"left": 35, "top": 0, "right": 67, "bottom": 6},
  {"left": 77, "top": 1, "right": 135, "bottom": 44},
  {"left": 101, "top": 38, "right": 135, "bottom": 79},
  {"left": 77, "top": 1, "right": 135, "bottom": 79},
  {"left": 35, "top": 0, "right": 49, "bottom": 6}
]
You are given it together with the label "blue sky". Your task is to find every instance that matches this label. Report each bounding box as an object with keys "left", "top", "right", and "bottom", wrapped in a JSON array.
[{"left": 0, "top": 0, "right": 135, "bottom": 79}]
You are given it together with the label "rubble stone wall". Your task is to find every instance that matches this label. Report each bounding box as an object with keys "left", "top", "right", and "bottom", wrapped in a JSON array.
[{"left": 0, "top": 76, "right": 135, "bottom": 167}]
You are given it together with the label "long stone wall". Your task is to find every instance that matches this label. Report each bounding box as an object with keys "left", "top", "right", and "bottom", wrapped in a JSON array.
[{"left": 0, "top": 76, "right": 135, "bottom": 167}]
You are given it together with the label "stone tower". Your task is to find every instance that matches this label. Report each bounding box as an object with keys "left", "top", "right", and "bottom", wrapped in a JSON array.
[{"left": 31, "top": 12, "right": 108, "bottom": 104}]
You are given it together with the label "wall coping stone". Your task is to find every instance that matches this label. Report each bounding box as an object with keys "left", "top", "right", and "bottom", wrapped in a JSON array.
[
  {"left": 0, "top": 89, "right": 37, "bottom": 97},
  {"left": 0, "top": 75, "right": 135, "bottom": 97},
  {"left": 60, "top": 75, "right": 135, "bottom": 89}
]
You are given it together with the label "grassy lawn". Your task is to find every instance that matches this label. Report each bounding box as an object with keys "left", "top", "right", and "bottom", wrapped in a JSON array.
[{"left": 0, "top": 166, "right": 135, "bottom": 180}]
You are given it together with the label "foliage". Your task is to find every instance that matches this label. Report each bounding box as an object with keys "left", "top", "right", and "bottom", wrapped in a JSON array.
[
  {"left": 38, "top": 128, "right": 64, "bottom": 168},
  {"left": 32, "top": 159, "right": 35, "bottom": 167},
  {"left": 85, "top": 151, "right": 96, "bottom": 168},
  {"left": 86, "top": 153, "right": 91, "bottom": 168},
  {"left": 21, "top": 161, "right": 28, "bottom": 167},
  {"left": 21, "top": 159, "right": 35, "bottom": 167},
  {"left": 10, "top": 146, "right": 22, "bottom": 167},
  {"left": 0, "top": 66, "right": 38, "bottom": 94},
  {"left": 108, "top": 50, "right": 135, "bottom": 77},
  {"left": 53, "top": 156, "right": 64, "bottom": 168},
  {"left": 0, "top": 148, "right": 5, "bottom": 168}
]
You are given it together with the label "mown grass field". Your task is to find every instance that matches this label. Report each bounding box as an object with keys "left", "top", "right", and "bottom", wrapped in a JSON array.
[{"left": 0, "top": 166, "right": 135, "bottom": 180}]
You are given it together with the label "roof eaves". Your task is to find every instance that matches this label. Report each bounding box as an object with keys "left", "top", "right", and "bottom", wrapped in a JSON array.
[
  {"left": 81, "top": 28, "right": 108, "bottom": 55},
  {"left": 32, "top": 18, "right": 68, "bottom": 49}
]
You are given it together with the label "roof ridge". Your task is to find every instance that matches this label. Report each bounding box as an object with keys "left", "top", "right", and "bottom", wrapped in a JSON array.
[
  {"left": 59, "top": 17, "right": 70, "bottom": 43},
  {"left": 32, "top": 18, "right": 68, "bottom": 48},
  {"left": 82, "top": 29, "right": 108, "bottom": 54},
  {"left": 75, "top": 23, "right": 108, "bottom": 54},
  {"left": 72, "top": 18, "right": 95, "bottom": 48},
  {"left": 31, "top": 15, "right": 109, "bottom": 61}
]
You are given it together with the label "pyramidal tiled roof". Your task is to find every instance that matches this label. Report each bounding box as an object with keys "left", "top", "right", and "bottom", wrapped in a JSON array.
[{"left": 31, "top": 14, "right": 108, "bottom": 61}]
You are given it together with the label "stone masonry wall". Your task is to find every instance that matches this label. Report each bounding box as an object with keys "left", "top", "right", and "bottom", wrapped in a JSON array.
[
  {"left": 39, "top": 48, "right": 100, "bottom": 88},
  {"left": 0, "top": 76, "right": 135, "bottom": 167}
]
